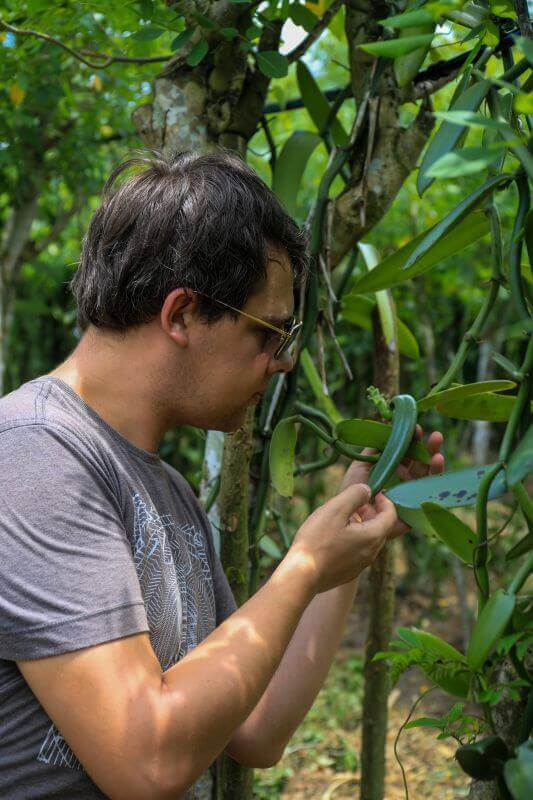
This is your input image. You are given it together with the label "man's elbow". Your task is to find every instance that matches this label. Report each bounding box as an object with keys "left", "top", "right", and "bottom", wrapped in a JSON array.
[{"left": 224, "top": 736, "right": 285, "bottom": 769}]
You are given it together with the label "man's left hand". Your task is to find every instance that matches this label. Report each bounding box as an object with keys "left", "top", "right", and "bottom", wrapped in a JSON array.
[{"left": 339, "top": 425, "right": 445, "bottom": 538}]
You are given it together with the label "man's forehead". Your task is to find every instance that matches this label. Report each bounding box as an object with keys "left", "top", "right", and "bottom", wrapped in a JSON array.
[{"left": 246, "top": 252, "right": 294, "bottom": 320}]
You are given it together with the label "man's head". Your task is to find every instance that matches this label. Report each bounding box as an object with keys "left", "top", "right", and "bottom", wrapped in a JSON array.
[{"left": 70, "top": 149, "right": 309, "bottom": 433}]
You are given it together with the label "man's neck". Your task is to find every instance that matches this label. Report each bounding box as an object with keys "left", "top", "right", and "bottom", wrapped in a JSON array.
[{"left": 46, "top": 327, "right": 169, "bottom": 455}]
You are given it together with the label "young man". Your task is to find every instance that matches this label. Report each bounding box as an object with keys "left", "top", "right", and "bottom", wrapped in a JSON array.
[{"left": 0, "top": 150, "right": 444, "bottom": 799}]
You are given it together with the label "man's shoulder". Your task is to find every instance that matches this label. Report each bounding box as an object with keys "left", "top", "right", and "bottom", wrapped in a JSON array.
[{"left": 0, "top": 378, "right": 43, "bottom": 430}]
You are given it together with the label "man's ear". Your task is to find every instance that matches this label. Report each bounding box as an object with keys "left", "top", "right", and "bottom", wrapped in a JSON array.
[{"left": 160, "top": 288, "right": 197, "bottom": 348}]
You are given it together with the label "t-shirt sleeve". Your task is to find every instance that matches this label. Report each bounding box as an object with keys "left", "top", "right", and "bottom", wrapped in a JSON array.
[{"left": 0, "top": 424, "right": 149, "bottom": 661}]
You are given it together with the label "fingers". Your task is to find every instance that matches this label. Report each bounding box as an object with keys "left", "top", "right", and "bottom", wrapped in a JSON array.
[
  {"left": 354, "top": 492, "right": 397, "bottom": 536},
  {"left": 331, "top": 483, "right": 371, "bottom": 518}
]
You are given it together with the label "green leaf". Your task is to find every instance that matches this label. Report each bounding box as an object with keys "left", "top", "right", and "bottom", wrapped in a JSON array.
[
  {"left": 418, "top": 79, "right": 492, "bottom": 196},
  {"left": 426, "top": 145, "right": 506, "bottom": 178},
  {"left": 421, "top": 502, "right": 477, "bottom": 564},
  {"left": 506, "top": 532, "right": 533, "bottom": 561},
  {"left": 405, "top": 173, "right": 511, "bottom": 270},
  {"left": 341, "top": 295, "right": 420, "bottom": 360},
  {"left": 514, "top": 93, "right": 533, "bottom": 114},
  {"left": 335, "top": 418, "right": 430, "bottom": 463},
  {"left": 272, "top": 131, "right": 321, "bottom": 217},
  {"left": 504, "top": 740, "right": 533, "bottom": 800},
  {"left": 186, "top": 36, "right": 209, "bottom": 66},
  {"left": 300, "top": 349, "right": 343, "bottom": 424},
  {"left": 358, "top": 34, "right": 434, "bottom": 58},
  {"left": 259, "top": 534, "right": 283, "bottom": 559},
  {"left": 358, "top": 242, "right": 397, "bottom": 352},
  {"left": 457, "top": 736, "right": 509, "bottom": 780},
  {"left": 393, "top": 22, "right": 435, "bottom": 87},
  {"left": 417, "top": 380, "right": 516, "bottom": 411},
  {"left": 432, "top": 110, "right": 512, "bottom": 130},
  {"left": 170, "top": 29, "right": 195, "bottom": 51},
  {"left": 296, "top": 62, "right": 348, "bottom": 146},
  {"left": 348, "top": 211, "right": 489, "bottom": 294},
  {"left": 404, "top": 716, "right": 444, "bottom": 729},
  {"left": 129, "top": 26, "right": 165, "bottom": 41},
  {"left": 437, "top": 392, "right": 532, "bottom": 422},
  {"left": 397, "top": 627, "right": 466, "bottom": 662},
  {"left": 467, "top": 589, "right": 516, "bottom": 670},
  {"left": 289, "top": 4, "right": 318, "bottom": 32},
  {"left": 219, "top": 27, "right": 239, "bottom": 39},
  {"left": 269, "top": 418, "right": 298, "bottom": 497},
  {"left": 385, "top": 463, "right": 508, "bottom": 510},
  {"left": 380, "top": 10, "right": 436, "bottom": 28},
  {"left": 507, "top": 423, "right": 533, "bottom": 487},
  {"left": 191, "top": 11, "right": 217, "bottom": 29},
  {"left": 514, "top": 35, "right": 533, "bottom": 66},
  {"left": 256, "top": 50, "right": 289, "bottom": 78}
]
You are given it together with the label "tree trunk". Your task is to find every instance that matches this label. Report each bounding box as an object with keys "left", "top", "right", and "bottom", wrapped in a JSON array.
[
  {"left": 468, "top": 659, "right": 528, "bottom": 800},
  {"left": 0, "top": 192, "right": 41, "bottom": 395},
  {"left": 359, "top": 305, "right": 400, "bottom": 800}
]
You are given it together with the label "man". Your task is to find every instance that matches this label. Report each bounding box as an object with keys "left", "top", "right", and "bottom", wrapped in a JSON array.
[{"left": 0, "top": 150, "right": 444, "bottom": 799}]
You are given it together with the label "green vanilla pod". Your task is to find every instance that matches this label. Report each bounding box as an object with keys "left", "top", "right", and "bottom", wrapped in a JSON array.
[{"left": 368, "top": 394, "right": 418, "bottom": 498}]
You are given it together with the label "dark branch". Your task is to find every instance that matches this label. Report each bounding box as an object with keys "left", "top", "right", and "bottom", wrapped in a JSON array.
[
  {"left": 0, "top": 19, "right": 171, "bottom": 67},
  {"left": 287, "top": 0, "right": 343, "bottom": 63},
  {"left": 513, "top": 0, "right": 532, "bottom": 38},
  {"left": 263, "top": 29, "right": 520, "bottom": 115}
]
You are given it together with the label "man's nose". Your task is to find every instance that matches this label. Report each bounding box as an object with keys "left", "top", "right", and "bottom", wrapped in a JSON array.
[{"left": 271, "top": 349, "right": 294, "bottom": 374}]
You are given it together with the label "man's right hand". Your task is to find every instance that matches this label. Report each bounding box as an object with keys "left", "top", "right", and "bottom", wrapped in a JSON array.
[{"left": 287, "top": 484, "right": 399, "bottom": 595}]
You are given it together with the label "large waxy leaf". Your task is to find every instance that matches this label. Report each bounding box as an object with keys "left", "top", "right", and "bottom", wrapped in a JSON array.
[
  {"left": 417, "top": 79, "right": 492, "bottom": 196},
  {"left": 417, "top": 380, "right": 516, "bottom": 411},
  {"left": 269, "top": 418, "right": 298, "bottom": 497},
  {"left": 385, "top": 463, "right": 508, "bottom": 510},
  {"left": 256, "top": 51, "right": 289, "bottom": 78},
  {"left": 504, "top": 740, "right": 533, "bottom": 800},
  {"left": 358, "top": 34, "right": 434, "bottom": 58},
  {"left": 396, "top": 627, "right": 470, "bottom": 697},
  {"left": 272, "top": 131, "right": 321, "bottom": 217},
  {"left": 467, "top": 589, "right": 516, "bottom": 670},
  {"left": 380, "top": 9, "right": 436, "bottom": 28},
  {"left": 457, "top": 736, "right": 509, "bottom": 780},
  {"left": 437, "top": 392, "right": 532, "bottom": 422},
  {"left": 507, "top": 423, "right": 533, "bottom": 487},
  {"left": 300, "top": 349, "right": 343, "bottom": 424},
  {"left": 341, "top": 295, "right": 419, "bottom": 359},
  {"left": 421, "top": 502, "right": 477, "bottom": 564},
  {"left": 396, "top": 627, "right": 466, "bottom": 662},
  {"left": 335, "top": 418, "right": 430, "bottom": 463},
  {"left": 432, "top": 110, "right": 511, "bottom": 130},
  {"left": 426, "top": 145, "right": 508, "bottom": 178},
  {"left": 357, "top": 242, "right": 397, "bottom": 352},
  {"left": 296, "top": 62, "right": 348, "bottom": 146},
  {"left": 405, "top": 173, "right": 511, "bottom": 270},
  {"left": 506, "top": 531, "right": 533, "bottom": 561},
  {"left": 348, "top": 211, "right": 489, "bottom": 295},
  {"left": 186, "top": 36, "right": 209, "bottom": 66}
]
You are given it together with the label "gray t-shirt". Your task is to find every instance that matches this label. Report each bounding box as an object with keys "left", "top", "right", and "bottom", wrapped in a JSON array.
[{"left": 0, "top": 376, "right": 237, "bottom": 799}]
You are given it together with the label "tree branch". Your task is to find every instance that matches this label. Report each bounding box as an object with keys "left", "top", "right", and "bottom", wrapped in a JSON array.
[
  {"left": 0, "top": 19, "right": 172, "bottom": 68},
  {"left": 287, "top": 0, "right": 344, "bottom": 63},
  {"left": 513, "top": 0, "right": 532, "bottom": 38}
]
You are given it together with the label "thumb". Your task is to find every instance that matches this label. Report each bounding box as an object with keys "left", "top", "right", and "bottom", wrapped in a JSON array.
[{"left": 330, "top": 483, "right": 371, "bottom": 518}]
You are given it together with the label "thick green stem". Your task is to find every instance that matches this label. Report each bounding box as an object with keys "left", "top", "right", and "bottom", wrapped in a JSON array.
[
  {"left": 427, "top": 278, "right": 501, "bottom": 396},
  {"left": 511, "top": 482, "right": 533, "bottom": 523},
  {"left": 474, "top": 462, "right": 505, "bottom": 607},
  {"left": 508, "top": 551, "right": 533, "bottom": 594}
]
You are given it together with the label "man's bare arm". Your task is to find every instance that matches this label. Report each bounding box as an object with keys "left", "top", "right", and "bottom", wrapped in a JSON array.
[
  {"left": 18, "top": 553, "right": 316, "bottom": 800},
  {"left": 225, "top": 578, "right": 359, "bottom": 767}
]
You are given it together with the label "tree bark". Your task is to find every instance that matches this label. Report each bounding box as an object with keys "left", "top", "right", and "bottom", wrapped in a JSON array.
[{"left": 359, "top": 305, "right": 400, "bottom": 800}]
